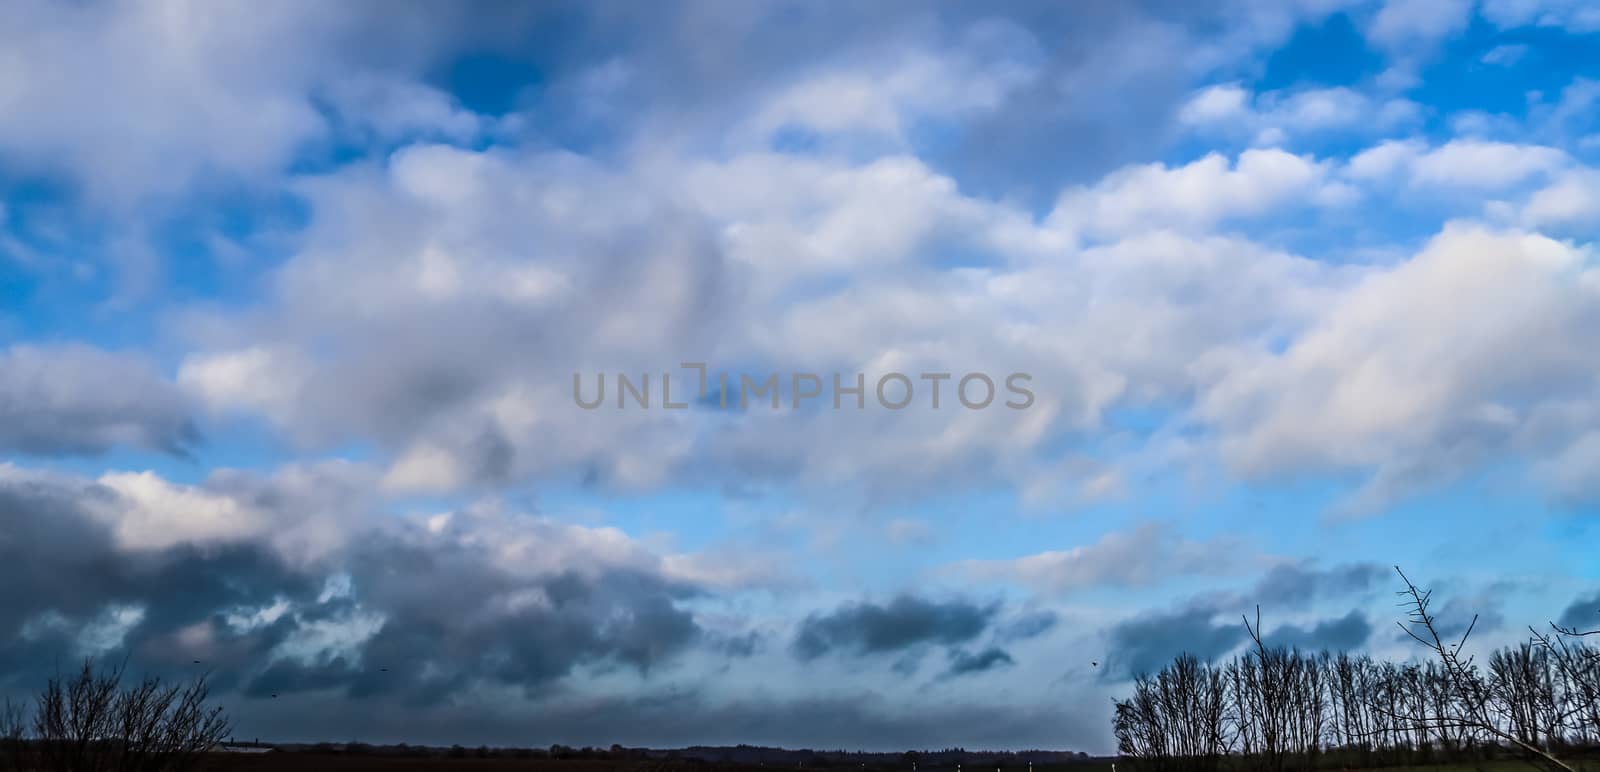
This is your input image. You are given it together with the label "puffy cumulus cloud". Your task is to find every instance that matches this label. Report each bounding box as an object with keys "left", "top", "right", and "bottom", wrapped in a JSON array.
[
  {"left": 170, "top": 133, "right": 1359, "bottom": 505},
  {"left": 180, "top": 143, "right": 733, "bottom": 493},
  {"left": 1177, "top": 83, "right": 1421, "bottom": 146},
  {"left": 731, "top": 19, "right": 1043, "bottom": 152},
  {"left": 1197, "top": 224, "right": 1600, "bottom": 512},
  {"left": 958, "top": 522, "right": 1260, "bottom": 594},
  {"left": 0, "top": 0, "right": 556, "bottom": 307},
  {"left": 181, "top": 122, "right": 1600, "bottom": 515},
  {"left": 0, "top": 344, "right": 197, "bottom": 457},
  {"left": 178, "top": 345, "right": 315, "bottom": 429},
  {"left": 1051, "top": 149, "right": 1354, "bottom": 239},
  {"left": 148, "top": 113, "right": 1600, "bottom": 520},
  {"left": 92, "top": 462, "right": 373, "bottom": 561},
  {"left": 678, "top": 151, "right": 1055, "bottom": 284},
  {"left": 1365, "top": 0, "right": 1475, "bottom": 50},
  {"left": 1345, "top": 139, "right": 1569, "bottom": 190},
  {"left": 660, "top": 549, "right": 797, "bottom": 592},
  {"left": 0, "top": 0, "right": 534, "bottom": 210},
  {"left": 584, "top": 0, "right": 1348, "bottom": 202},
  {"left": 1519, "top": 168, "right": 1600, "bottom": 233},
  {"left": 48, "top": 3, "right": 1590, "bottom": 513}
]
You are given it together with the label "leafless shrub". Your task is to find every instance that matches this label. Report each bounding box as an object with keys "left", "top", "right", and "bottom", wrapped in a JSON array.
[
  {"left": 1388, "top": 567, "right": 1577, "bottom": 772},
  {"left": 1, "top": 698, "right": 26, "bottom": 772},
  {"left": 1532, "top": 610, "right": 1600, "bottom": 748},
  {"left": 27, "top": 659, "right": 230, "bottom": 772}
]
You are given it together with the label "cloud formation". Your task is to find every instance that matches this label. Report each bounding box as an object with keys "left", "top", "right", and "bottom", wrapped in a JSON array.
[
  {"left": 0, "top": 346, "right": 197, "bottom": 457},
  {"left": 793, "top": 595, "right": 997, "bottom": 660}
]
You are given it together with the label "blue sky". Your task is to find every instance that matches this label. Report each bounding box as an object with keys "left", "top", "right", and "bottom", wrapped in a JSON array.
[{"left": 2, "top": 0, "right": 1600, "bottom": 754}]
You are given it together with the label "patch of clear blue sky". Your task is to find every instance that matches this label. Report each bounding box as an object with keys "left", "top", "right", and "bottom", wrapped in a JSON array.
[
  {"left": 1412, "top": 19, "right": 1600, "bottom": 119},
  {"left": 1, "top": 181, "right": 309, "bottom": 350},
  {"left": 439, "top": 53, "right": 546, "bottom": 117},
  {"left": 1247, "top": 8, "right": 1600, "bottom": 124},
  {"left": 1256, "top": 12, "right": 1385, "bottom": 92}
]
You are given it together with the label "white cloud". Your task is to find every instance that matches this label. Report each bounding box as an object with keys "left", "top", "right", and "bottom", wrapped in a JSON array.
[
  {"left": 160, "top": 131, "right": 1390, "bottom": 508},
  {"left": 1197, "top": 223, "right": 1600, "bottom": 511},
  {"left": 959, "top": 523, "right": 1259, "bottom": 593},
  {"left": 1480, "top": 43, "right": 1530, "bottom": 66},
  {"left": 1367, "top": 0, "right": 1475, "bottom": 49},
  {"left": 1346, "top": 139, "right": 1569, "bottom": 189},
  {"left": 0, "top": 344, "right": 194, "bottom": 456},
  {"left": 1052, "top": 149, "right": 1347, "bottom": 238},
  {"left": 98, "top": 461, "right": 378, "bottom": 562},
  {"left": 179, "top": 345, "right": 312, "bottom": 425},
  {"left": 1521, "top": 168, "right": 1600, "bottom": 230},
  {"left": 0, "top": 1, "right": 507, "bottom": 210},
  {"left": 1481, "top": 0, "right": 1600, "bottom": 32},
  {"left": 1178, "top": 83, "right": 1421, "bottom": 144},
  {"left": 708, "top": 18, "right": 1044, "bottom": 155}
]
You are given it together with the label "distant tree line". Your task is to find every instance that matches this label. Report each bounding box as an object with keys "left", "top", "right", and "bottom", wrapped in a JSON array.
[{"left": 1113, "top": 569, "right": 1600, "bottom": 772}]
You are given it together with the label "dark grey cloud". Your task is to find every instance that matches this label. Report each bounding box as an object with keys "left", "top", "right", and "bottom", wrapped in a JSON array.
[
  {"left": 792, "top": 595, "right": 997, "bottom": 660},
  {"left": 943, "top": 647, "right": 1015, "bottom": 679},
  {"left": 998, "top": 610, "right": 1058, "bottom": 642},
  {"left": 0, "top": 469, "right": 705, "bottom": 707},
  {"left": 0, "top": 473, "right": 321, "bottom": 693},
  {"left": 0, "top": 468, "right": 1102, "bottom": 748},
  {"left": 339, "top": 540, "right": 701, "bottom": 701},
  {"left": 1558, "top": 591, "right": 1600, "bottom": 632},
  {"left": 711, "top": 630, "right": 766, "bottom": 659},
  {"left": 1103, "top": 602, "right": 1246, "bottom": 680},
  {"left": 1251, "top": 561, "right": 1386, "bottom": 607},
  {"left": 0, "top": 345, "right": 197, "bottom": 457},
  {"left": 1103, "top": 562, "right": 1393, "bottom": 680},
  {"left": 1262, "top": 610, "right": 1371, "bottom": 652}
]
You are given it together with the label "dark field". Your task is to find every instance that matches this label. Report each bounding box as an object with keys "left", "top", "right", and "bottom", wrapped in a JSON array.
[
  {"left": 207, "top": 758, "right": 1118, "bottom": 772},
  {"left": 199, "top": 758, "right": 1600, "bottom": 772}
]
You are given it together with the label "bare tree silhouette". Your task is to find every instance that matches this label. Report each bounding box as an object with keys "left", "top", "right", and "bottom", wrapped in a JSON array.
[
  {"left": 24, "top": 659, "right": 229, "bottom": 772},
  {"left": 1387, "top": 567, "right": 1576, "bottom": 772},
  {"left": 1113, "top": 569, "right": 1600, "bottom": 772}
]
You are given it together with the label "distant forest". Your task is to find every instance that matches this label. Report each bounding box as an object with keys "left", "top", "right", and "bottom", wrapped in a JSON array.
[{"left": 1113, "top": 570, "right": 1599, "bottom": 772}]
